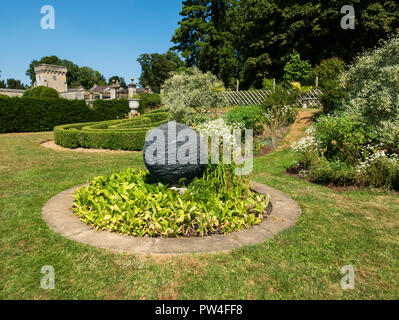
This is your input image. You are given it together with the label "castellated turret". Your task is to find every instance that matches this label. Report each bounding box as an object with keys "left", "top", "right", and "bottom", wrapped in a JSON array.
[{"left": 34, "top": 64, "right": 68, "bottom": 93}]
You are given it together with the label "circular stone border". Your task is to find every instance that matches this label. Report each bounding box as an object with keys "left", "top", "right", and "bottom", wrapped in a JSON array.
[{"left": 42, "top": 182, "right": 301, "bottom": 255}]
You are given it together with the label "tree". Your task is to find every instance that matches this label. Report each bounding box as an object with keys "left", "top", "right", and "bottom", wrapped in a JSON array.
[
  {"left": 283, "top": 51, "right": 312, "bottom": 84},
  {"left": 6, "top": 79, "right": 27, "bottom": 90},
  {"left": 78, "top": 67, "right": 106, "bottom": 90},
  {"left": 171, "top": 0, "right": 234, "bottom": 81},
  {"left": 138, "top": 50, "right": 184, "bottom": 93},
  {"left": 232, "top": 0, "right": 399, "bottom": 87},
  {"left": 171, "top": 0, "right": 399, "bottom": 89},
  {"left": 0, "top": 71, "right": 27, "bottom": 89},
  {"left": 0, "top": 70, "right": 5, "bottom": 88}
]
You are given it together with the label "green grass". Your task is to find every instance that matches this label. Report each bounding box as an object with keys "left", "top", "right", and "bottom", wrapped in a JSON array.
[{"left": 1, "top": 132, "right": 398, "bottom": 299}]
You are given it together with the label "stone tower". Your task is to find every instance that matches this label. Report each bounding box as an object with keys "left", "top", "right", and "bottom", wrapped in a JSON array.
[{"left": 34, "top": 64, "right": 68, "bottom": 93}]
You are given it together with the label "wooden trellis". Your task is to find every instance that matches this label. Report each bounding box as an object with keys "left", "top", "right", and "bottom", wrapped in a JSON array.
[
  {"left": 221, "top": 90, "right": 272, "bottom": 106},
  {"left": 221, "top": 88, "right": 323, "bottom": 108},
  {"left": 296, "top": 88, "right": 323, "bottom": 108}
]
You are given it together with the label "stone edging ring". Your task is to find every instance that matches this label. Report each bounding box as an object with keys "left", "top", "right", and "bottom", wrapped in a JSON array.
[{"left": 42, "top": 181, "right": 301, "bottom": 255}]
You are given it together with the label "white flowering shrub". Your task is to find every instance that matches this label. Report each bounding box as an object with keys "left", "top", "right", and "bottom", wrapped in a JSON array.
[
  {"left": 161, "top": 67, "right": 225, "bottom": 122},
  {"left": 341, "top": 35, "right": 399, "bottom": 145},
  {"left": 357, "top": 144, "right": 399, "bottom": 172},
  {"left": 197, "top": 118, "right": 243, "bottom": 150},
  {"left": 291, "top": 128, "right": 399, "bottom": 189},
  {"left": 291, "top": 127, "right": 321, "bottom": 154}
]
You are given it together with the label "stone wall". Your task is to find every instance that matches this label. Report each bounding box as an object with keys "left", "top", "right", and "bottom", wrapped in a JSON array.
[
  {"left": 59, "top": 91, "right": 85, "bottom": 100},
  {"left": 0, "top": 88, "right": 25, "bottom": 97}
]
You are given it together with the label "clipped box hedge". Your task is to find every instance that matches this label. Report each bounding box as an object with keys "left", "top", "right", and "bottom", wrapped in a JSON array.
[
  {"left": 0, "top": 97, "right": 130, "bottom": 134},
  {"left": 54, "top": 111, "right": 169, "bottom": 151}
]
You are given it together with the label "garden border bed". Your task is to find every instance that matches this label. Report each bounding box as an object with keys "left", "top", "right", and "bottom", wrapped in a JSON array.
[{"left": 42, "top": 181, "right": 301, "bottom": 255}]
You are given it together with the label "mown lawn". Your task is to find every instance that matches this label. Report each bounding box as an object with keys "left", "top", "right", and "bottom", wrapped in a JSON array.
[{"left": 0, "top": 131, "right": 398, "bottom": 300}]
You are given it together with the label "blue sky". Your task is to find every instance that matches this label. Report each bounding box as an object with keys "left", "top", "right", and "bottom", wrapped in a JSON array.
[{"left": 0, "top": 0, "right": 183, "bottom": 86}]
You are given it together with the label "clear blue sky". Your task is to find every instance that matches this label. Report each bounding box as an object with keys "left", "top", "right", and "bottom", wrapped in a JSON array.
[{"left": 0, "top": 0, "right": 183, "bottom": 86}]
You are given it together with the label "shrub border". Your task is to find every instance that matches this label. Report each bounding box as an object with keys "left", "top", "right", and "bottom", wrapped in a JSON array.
[
  {"left": 54, "top": 112, "right": 168, "bottom": 151},
  {"left": 42, "top": 181, "right": 301, "bottom": 255}
]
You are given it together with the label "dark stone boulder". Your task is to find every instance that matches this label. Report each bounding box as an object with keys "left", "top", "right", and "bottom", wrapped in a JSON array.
[{"left": 143, "top": 122, "right": 207, "bottom": 184}]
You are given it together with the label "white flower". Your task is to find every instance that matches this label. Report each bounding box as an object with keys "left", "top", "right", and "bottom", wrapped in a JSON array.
[
  {"left": 291, "top": 127, "right": 322, "bottom": 153},
  {"left": 356, "top": 144, "right": 399, "bottom": 173},
  {"left": 198, "top": 118, "right": 242, "bottom": 149}
]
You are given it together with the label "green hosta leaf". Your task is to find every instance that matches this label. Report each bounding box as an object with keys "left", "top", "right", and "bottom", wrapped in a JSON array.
[{"left": 72, "top": 167, "right": 270, "bottom": 238}]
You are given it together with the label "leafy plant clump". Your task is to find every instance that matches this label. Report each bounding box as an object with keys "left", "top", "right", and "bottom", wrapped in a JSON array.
[
  {"left": 262, "top": 86, "right": 299, "bottom": 134},
  {"left": 224, "top": 105, "right": 265, "bottom": 134},
  {"left": 73, "top": 165, "right": 270, "bottom": 238}
]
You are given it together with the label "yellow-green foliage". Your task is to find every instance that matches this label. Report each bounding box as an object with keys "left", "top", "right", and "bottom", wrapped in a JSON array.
[{"left": 73, "top": 165, "right": 269, "bottom": 238}]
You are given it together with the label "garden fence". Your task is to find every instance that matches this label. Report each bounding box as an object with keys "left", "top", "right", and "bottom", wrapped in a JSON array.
[
  {"left": 222, "top": 88, "right": 323, "bottom": 108},
  {"left": 221, "top": 90, "right": 272, "bottom": 106}
]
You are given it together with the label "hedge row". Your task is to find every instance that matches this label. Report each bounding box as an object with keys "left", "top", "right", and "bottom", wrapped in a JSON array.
[
  {"left": 54, "top": 110, "right": 169, "bottom": 151},
  {"left": 0, "top": 97, "right": 130, "bottom": 133}
]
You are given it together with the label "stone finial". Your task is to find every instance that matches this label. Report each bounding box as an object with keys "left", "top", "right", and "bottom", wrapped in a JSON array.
[{"left": 129, "top": 77, "right": 137, "bottom": 88}]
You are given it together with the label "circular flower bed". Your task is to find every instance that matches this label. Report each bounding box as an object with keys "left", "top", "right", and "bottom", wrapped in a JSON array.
[{"left": 72, "top": 164, "right": 270, "bottom": 238}]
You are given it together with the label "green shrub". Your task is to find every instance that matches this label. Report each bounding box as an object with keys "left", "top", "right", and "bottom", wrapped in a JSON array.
[
  {"left": 309, "top": 57, "right": 345, "bottom": 90},
  {"left": 90, "top": 99, "right": 130, "bottom": 122},
  {"left": 262, "top": 78, "right": 274, "bottom": 90},
  {"left": 183, "top": 113, "right": 210, "bottom": 126},
  {"left": 161, "top": 67, "right": 225, "bottom": 122},
  {"left": 54, "top": 110, "right": 168, "bottom": 151},
  {"left": 0, "top": 97, "right": 90, "bottom": 133},
  {"left": 224, "top": 105, "right": 265, "bottom": 134},
  {"left": 0, "top": 97, "right": 130, "bottom": 133},
  {"left": 72, "top": 164, "right": 270, "bottom": 237},
  {"left": 262, "top": 86, "right": 299, "bottom": 133},
  {"left": 314, "top": 115, "right": 375, "bottom": 164},
  {"left": 341, "top": 35, "right": 399, "bottom": 146},
  {"left": 23, "top": 86, "right": 59, "bottom": 98},
  {"left": 292, "top": 119, "right": 399, "bottom": 190},
  {"left": 299, "top": 156, "right": 357, "bottom": 186},
  {"left": 138, "top": 93, "right": 161, "bottom": 114},
  {"left": 318, "top": 80, "right": 348, "bottom": 115},
  {"left": 365, "top": 157, "right": 399, "bottom": 189}
]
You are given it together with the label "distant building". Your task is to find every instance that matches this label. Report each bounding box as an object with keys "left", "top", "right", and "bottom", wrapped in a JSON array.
[
  {"left": 34, "top": 64, "right": 68, "bottom": 93},
  {"left": 0, "top": 64, "right": 153, "bottom": 99}
]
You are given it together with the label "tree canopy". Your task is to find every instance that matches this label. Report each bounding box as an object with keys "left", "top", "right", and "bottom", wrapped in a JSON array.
[
  {"left": 172, "top": 0, "right": 399, "bottom": 89},
  {"left": 0, "top": 70, "right": 27, "bottom": 89},
  {"left": 137, "top": 50, "right": 184, "bottom": 93}
]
